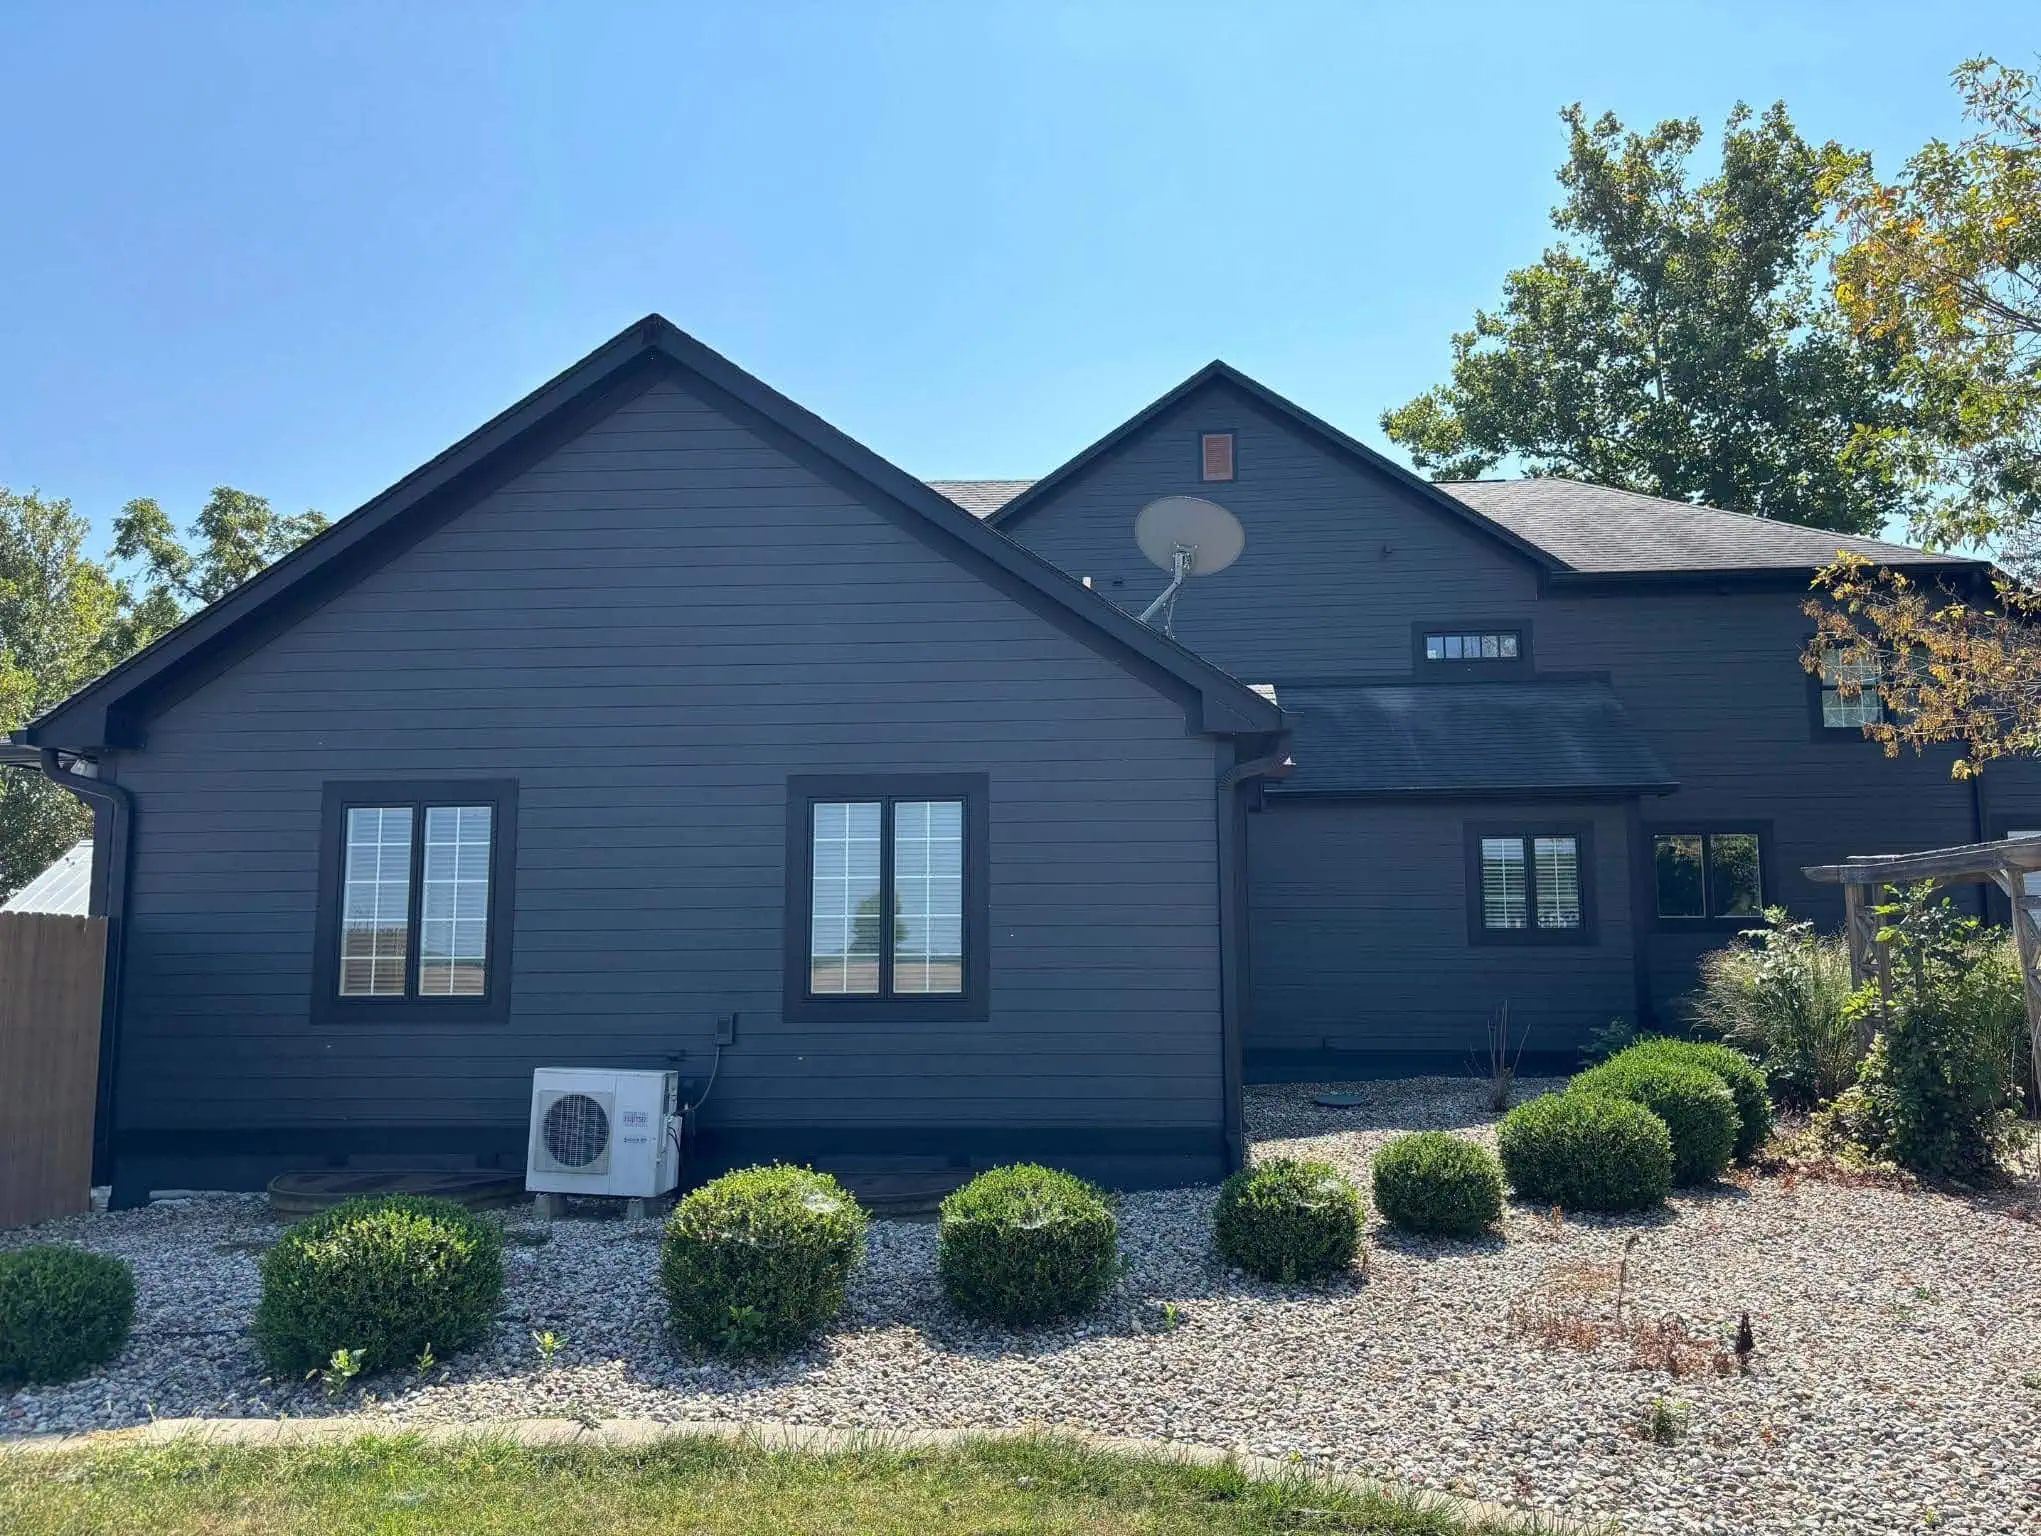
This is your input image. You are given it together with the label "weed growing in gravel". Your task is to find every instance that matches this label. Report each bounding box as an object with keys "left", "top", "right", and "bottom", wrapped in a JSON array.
[
  {"left": 1641, "top": 1397, "right": 1689, "bottom": 1445},
  {"left": 412, "top": 1344, "right": 435, "bottom": 1374},
  {"left": 309, "top": 1347, "right": 364, "bottom": 1400},
  {"left": 2020, "top": 1372, "right": 2040, "bottom": 1391},
  {"left": 531, "top": 1330, "right": 563, "bottom": 1367}
]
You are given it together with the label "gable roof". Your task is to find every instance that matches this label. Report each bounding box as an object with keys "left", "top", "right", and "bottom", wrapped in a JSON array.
[
  {"left": 976, "top": 361, "right": 1564, "bottom": 571},
  {"left": 1265, "top": 680, "right": 1676, "bottom": 798},
  {"left": 937, "top": 359, "right": 1988, "bottom": 581},
  {"left": 24, "top": 317, "right": 1281, "bottom": 751},
  {"left": 1439, "top": 479, "right": 1980, "bottom": 575}
]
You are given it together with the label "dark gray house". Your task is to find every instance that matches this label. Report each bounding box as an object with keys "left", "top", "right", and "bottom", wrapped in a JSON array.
[
  {"left": 18, "top": 318, "right": 1285, "bottom": 1203},
  {"left": 23, "top": 319, "right": 2039, "bottom": 1201},
  {"left": 935, "top": 360, "right": 2041, "bottom": 1078}
]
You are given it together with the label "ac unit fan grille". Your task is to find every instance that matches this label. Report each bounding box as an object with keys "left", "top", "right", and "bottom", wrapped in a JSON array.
[{"left": 542, "top": 1092, "right": 611, "bottom": 1169}]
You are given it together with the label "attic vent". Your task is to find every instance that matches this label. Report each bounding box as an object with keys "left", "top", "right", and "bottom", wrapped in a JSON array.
[{"left": 1200, "top": 432, "right": 1235, "bottom": 482}]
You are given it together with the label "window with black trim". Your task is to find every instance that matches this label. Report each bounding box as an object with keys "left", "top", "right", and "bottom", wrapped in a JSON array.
[
  {"left": 313, "top": 780, "right": 518, "bottom": 1023},
  {"left": 1816, "top": 647, "right": 1884, "bottom": 729},
  {"left": 784, "top": 775, "right": 990, "bottom": 1022},
  {"left": 1466, "top": 824, "right": 1594, "bottom": 944},
  {"left": 1652, "top": 830, "right": 1763, "bottom": 921},
  {"left": 1425, "top": 629, "right": 1521, "bottom": 662},
  {"left": 1200, "top": 432, "right": 1235, "bottom": 482}
]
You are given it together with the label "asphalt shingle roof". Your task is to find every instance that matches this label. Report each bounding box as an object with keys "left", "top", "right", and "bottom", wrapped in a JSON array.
[
  {"left": 926, "top": 475, "right": 1975, "bottom": 575},
  {"left": 1258, "top": 680, "right": 1676, "bottom": 796},
  {"left": 1437, "top": 478, "right": 1972, "bottom": 574},
  {"left": 924, "top": 480, "right": 1037, "bottom": 519}
]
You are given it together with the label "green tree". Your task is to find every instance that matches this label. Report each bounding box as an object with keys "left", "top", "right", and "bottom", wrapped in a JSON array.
[
  {"left": 1824, "top": 58, "right": 2041, "bottom": 557},
  {"left": 1383, "top": 102, "right": 1916, "bottom": 534},
  {"left": 0, "top": 489, "right": 127, "bottom": 897},
  {"left": 1800, "top": 61, "right": 2041, "bottom": 777},
  {"left": 109, "top": 486, "right": 328, "bottom": 651}
]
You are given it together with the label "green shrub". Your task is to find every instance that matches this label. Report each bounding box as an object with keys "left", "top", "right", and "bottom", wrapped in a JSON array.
[
  {"left": 252, "top": 1196, "right": 504, "bottom": 1378},
  {"left": 937, "top": 1165, "right": 1119, "bottom": 1325},
  {"left": 1214, "top": 1158, "right": 1366, "bottom": 1281},
  {"left": 1572, "top": 1055, "right": 1738, "bottom": 1185},
  {"left": 1692, "top": 910, "right": 1860, "bottom": 1109},
  {"left": 0, "top": 1245, "right": 135, "bottom": 1385},
  {"left": 1847, "top": 887, "right": 2023, "bottom": 1179},
  {"left": 659, "top": 1164, "right": 867, "bottom": 1356},
  {"left": 1615, "top": 1038, "right": 1774, "bottom": 1162},
  {"left": 1370, "top": 1133, "right": 1504, "bottom": 1238},
  {"left": 1495, "top": 1091, "right": 1674, "bottom": 1212}
]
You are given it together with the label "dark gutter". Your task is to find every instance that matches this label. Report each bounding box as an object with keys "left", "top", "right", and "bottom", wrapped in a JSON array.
[
  {"left": 1264, "top": 781, "right": 1680, "bottom": 803},
  {"left": 35, "top": 749, "right": 133, "bottom": 1190},
  {"left": 1216, "top": 739, "right": 1292, "bottom": 1171}
]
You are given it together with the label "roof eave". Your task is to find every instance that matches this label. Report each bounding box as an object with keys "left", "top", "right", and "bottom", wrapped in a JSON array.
[{"left": 26, "top": 318, "right": 1282, "bottom": 752}]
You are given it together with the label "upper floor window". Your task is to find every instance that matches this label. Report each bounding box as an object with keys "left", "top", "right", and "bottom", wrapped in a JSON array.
[
  {"left": 784, "top": 774, "right": 990, "bottom": 1022},
  {"left": 313, "top": 780, "right": 518, "bottom": 1023},
  {"left": 1466, "top": 824, "right": 1594, "bottom": 944},
  {"left": 1426, "top": 630, "right": 1521, "bottom": 662},
  {"left": 1818, "top": 650, "right": 1884, "bottom": 728},
  {"left": 1200, "top": 432, "right": 1235, "bottom": 482},
  {"left": 1652, "top": 830, "right": 1764, "bottom": 922}
]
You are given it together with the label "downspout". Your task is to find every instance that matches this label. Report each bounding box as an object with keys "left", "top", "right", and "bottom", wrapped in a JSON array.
[
  {"left": 38, "top": 749, "right": 133, "bottom": 1190},
  {"left": 1216, "top": 741, "right": 1292, "bottom": 1171}
]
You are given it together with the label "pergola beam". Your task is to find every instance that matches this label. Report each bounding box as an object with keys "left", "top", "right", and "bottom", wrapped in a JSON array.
[{"left": 1802, "top": 837, "right": 2041, "bottom": 886}]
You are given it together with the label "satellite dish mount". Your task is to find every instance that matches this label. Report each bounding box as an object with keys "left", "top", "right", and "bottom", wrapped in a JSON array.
[{"left": 1132, "top": 496, "right": 1245, "bottom": 636}]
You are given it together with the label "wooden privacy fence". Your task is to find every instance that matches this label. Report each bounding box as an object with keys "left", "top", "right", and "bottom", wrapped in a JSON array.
[{"left": 0, "top": 912, "right": 107, "bottom": 1228}]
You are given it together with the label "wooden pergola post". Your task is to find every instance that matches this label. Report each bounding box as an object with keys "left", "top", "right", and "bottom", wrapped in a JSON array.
[{"left": 1807, "top": 836, "right": 2041, "bottom": 1111}]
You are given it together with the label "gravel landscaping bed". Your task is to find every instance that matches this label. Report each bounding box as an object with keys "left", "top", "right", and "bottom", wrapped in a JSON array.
[{"left": 7, "top": 1077, "right": 2041, "bottom": 1534}]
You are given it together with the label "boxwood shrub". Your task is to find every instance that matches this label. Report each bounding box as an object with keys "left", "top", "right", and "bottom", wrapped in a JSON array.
[
  {"left": 0, "top": 1245, "right": 136, "bottom": 1385},
  {"left": 1616, "top": 1038, "right": 1774, "bottom": 1162},
  {"left": 252, "top": 1195, "right": 505, "bottom": 1378},
  {"left": 1571, "top": 1054, "right": 1739, "bottom": 1184},
  {"left": 1495, "top": 1091, "right": 1674, "bottom": 1212},
  {"left": 937, "top": 1164, "right": 1119, "bottom": 1326},
  {"left": 1370, "top": 1132, "right": 1505, "bottom": 1238},
  {"left": 660, "top": 1164, "right": 866, "bottom": 1356},
  {"left": 1214, "top": 1157, "right": 1365, "bottom": 1282}
]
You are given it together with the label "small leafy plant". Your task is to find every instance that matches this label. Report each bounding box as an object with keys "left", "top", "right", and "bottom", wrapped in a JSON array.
[
  {"left": 310, "top": 1346, "right": 365, "bottom": 1400},
  {"left": 1642, "top": 1396, "right": 1689, "bottom": 1445},
  {"left": 412, "top": 1343, "right": 436, "bottom": 1374},
  {"left": 531, "top": 1330, "right": 563, "bottom": 1366}
]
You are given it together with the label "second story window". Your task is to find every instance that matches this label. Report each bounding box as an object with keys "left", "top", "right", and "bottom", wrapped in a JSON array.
[
  {"left": 1818, "top": 650, "right": 1884, "bottom": 728},
  {"left": 1200, "top": 432, "right": 1235, "bottom": 482},
  {"left": 1426, "top": 630, "right": 1521, "bottom": 662}
]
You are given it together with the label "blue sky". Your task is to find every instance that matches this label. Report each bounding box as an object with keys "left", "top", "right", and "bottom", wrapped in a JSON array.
[{"left": 1, "top": 1, "right": 2032, "bottom": 549}]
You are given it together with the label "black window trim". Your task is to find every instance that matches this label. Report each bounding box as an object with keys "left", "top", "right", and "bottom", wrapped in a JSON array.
[
  {"left": 1411, "top": 619, "right": 1534, "bottom": 678},
  {"left": 1644, "top": 820, "right": 1772, "bottom": 930},
  {"left": 1197, "top": 429, "right": 1237, "bottom": 483},
  {"left": 783, "top": 773, "right": 991, "bottom": 1024},
  {"left": 1464, "top": 821, "right": 1596, "bottom": 945},
  {"left": 312, "top": 779, "right": 519, "bottom": 1025}
]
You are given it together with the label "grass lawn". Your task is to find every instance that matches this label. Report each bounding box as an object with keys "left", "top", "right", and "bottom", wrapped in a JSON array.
[{"left": 0, "top": 1431, "right": 1531, "bottom": 1535}]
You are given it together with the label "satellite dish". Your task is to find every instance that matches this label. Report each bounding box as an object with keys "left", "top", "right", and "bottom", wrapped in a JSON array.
[
  {"left": 1131, "top": 496, "right": 1244, "bottom": 634},
  {"left": 1135, "top": 496, "right": 1245, "bottom": 575}
]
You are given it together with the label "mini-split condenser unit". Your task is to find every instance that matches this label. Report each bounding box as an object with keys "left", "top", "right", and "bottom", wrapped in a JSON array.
[{"left": 526, "top": 1068, "right": 680, "bottom": 1198}]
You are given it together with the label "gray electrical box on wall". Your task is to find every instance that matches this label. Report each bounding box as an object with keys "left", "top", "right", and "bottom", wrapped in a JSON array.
[{"left": 715, "top": 1014, "right": 738, "bottom": 1047}]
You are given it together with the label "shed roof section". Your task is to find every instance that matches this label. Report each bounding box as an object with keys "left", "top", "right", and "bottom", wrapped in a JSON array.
[
  {"left": 1264, "top": 680, "right": 1677, "bottom": 798},
  {"left": 23, "top": 318, "right": 1280, "bottom": 751},
  {"left": 3, "top": 838, "right": 93, "bottom": 915}
]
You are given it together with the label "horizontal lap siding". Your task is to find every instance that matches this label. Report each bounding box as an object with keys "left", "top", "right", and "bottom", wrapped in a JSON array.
[
  {"left": 1000, "top": 381, "right": 1542, "bottom": 679},
  {"left": 112, "top": 377, "right": 1223, "bottom": 1138},
  {"left": 1247, "top": 800, "right": 1634, "bottom": 1057}
]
